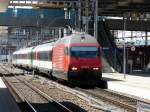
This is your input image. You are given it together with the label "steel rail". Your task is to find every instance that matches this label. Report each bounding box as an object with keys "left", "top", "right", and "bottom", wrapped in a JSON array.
[
  {"left": 2, "top": 64, "right": 150, "bottom": 112},
  {"left": 1, "top": 63, "right": 73, "bottom": 112},
  {"left": 2, "top": 76, "right": 37, "bottom": 112},
  {"left": 39, "top": 76, "right": 115, "bottom": 111},
  {"left": 76, "top": 88, "right": 137, "bottom": 112},
  {"left": 95, "top": 87, "right": 150, "bottom": 105},
  {"left": 15, "top": 76, "right": 73, "bottom": 112},
  {"left": 3, "top": 72, "right": 73, "bottom": 112}
]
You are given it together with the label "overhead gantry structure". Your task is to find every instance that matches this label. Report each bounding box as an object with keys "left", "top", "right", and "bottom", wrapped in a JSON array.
[
  {"left": 98, "top": 0, "right": 150, "bottom": 16},
  {"left": 7, "top": 0, "right": 150, "bottom": 16},
  {"left": 2, "top": 0, "right": 150, "bottom": 31},
  {"left": 0, "top": 0, "right": 80, "bottom": 27}
]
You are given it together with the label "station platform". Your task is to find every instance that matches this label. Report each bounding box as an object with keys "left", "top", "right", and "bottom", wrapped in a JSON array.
[
  {"left": 102, "top": 73, "right": 150, "bottom": 101},
  {"left": 0, "top": 77, "right": 20, "bottom": 112}
]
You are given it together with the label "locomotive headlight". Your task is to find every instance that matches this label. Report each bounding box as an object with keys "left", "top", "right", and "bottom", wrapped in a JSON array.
[
  {"left": 72, "top": 67, "right": 78, "bottom": 71},
  {"left": 93, "top": 67, "right": 99, "bottom": 70}
]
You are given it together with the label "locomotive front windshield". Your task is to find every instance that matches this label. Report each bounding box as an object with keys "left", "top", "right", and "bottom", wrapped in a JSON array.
[{"left": 71, "top": 46, "right": 100, "bottom": 58}]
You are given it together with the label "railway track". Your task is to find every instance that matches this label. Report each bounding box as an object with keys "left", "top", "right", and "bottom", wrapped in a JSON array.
[
  {"left": 36, "top": 76, "right": 150, "bottom": 112},
  {"left": 3, "top": 76, "right": 73, "bottom": 112},
  {"left": 0, "top": 64, "right": 107, "bottom": 112},
  {"left": 1, "top": 63, "right": 150, "bottom": 111},
  {"left": 0, "top": 63, "right": 23, "bottom": 76},
  {"left": 34, "top": 76, "right": 137, "bottom": 112},
  {"left": 75, "top": 87, "right": 137, "bottom": 112}
]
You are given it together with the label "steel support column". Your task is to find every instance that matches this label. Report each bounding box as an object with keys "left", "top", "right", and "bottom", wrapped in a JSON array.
[
  {"left": 94, "top": 0, "right": 98, "bottom": 39},
  {"left": 77, "top": 0, "right": 82, "bottom": 31},
  {"left": 123, "top": 15, "right": 127, "bottom": 79},
  {"left": 85, "top": 0, "right": 89, "bottom": 33},
  {"left": 145, "top": 31, "right": 148, "bottom": 46}
]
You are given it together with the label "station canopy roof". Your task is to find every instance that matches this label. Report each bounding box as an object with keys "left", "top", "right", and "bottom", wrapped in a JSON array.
[
  {"left": 99, "top": 0, "right": 150, "bottom": 16},
  {"left": 8, "top": 0, "right": 150, "bottom": 17}
]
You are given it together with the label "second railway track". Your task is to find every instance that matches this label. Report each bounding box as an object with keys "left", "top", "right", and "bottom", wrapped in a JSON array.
[
  {"left": 75, "top": 87, "right": 138, "bottom": 112},
  {"left": 30, "top": 76, "right": 150, "bottom": 112}
]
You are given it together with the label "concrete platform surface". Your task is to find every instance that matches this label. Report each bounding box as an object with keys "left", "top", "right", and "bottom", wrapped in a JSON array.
[
  {"left": 0, "top": 77, "right": 20, "bottom": 112},
  {"left": 102, "top": 73, "right": 150, "bottom": 101}
]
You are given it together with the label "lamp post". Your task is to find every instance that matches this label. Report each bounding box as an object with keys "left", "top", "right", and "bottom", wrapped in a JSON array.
[{"left": 123, "top": 15, "right": 127, "bottom": 79}]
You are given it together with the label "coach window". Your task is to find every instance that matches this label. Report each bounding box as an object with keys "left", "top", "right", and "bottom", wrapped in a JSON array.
[
  {"left": 23, "top": 54, "right": 24, "bottom": 59},
  {"left": 19, "top": 54, "right": 20, "bottom": 59},
  {"left": 24, "top": 54, "right": 27, "bottom": 59},
  {"left": 28, "top": 53, "right": 31, "bottom": 59},
  {"left": 49, "top": 51, "right": 52, "bottom": 61},
  {"left": 27, "top": 53, "right": 29, "bottom": 59},
  {"left": 21, "top": 54, "right": 22, "bottom": 59},
  {"left": 38, "top": 52, "right": 41, "bottom": 60},
  {"left": 20, "top": 54, "right": 22, "bottom": 59},
  {"left": 22, "top": 54, "right": 24, "bottom": 59},
  {"left": 25, "top": 54, "right": 27, "bottom": 59},
  {"left": 44, "top": 52, "right": 49, "bottom": 61},
  {"left": 39, "top": 52, "right": 48, "bottom": 61}
]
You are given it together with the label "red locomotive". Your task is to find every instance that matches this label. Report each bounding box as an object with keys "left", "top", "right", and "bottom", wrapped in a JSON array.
[{"left": 52, "top": 33, "right": 102, "bottom": 85}]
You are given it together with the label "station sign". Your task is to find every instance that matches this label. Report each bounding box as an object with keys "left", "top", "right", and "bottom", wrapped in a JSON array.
[{"left": 131, "top": 46, "right": 136, "bottom": 51}]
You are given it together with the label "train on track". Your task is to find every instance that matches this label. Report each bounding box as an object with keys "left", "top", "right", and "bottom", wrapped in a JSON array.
[{"left": 12, "top": 33, "right": 102, "bottom": 85}]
